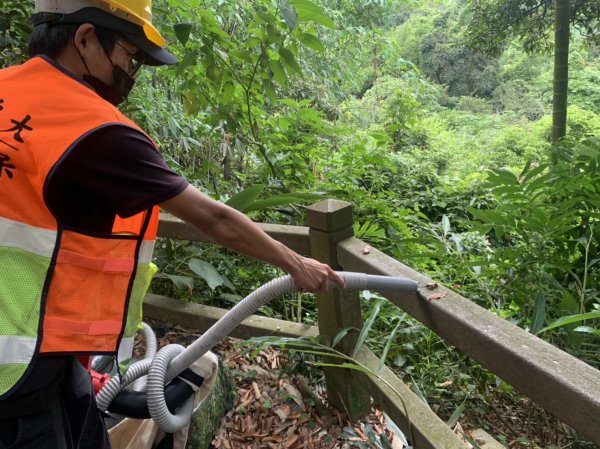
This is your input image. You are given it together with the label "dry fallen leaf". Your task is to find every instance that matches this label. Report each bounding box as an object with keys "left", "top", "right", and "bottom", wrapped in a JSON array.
[
  {"left": 429, "top": 291, "right": 448, "bottom": 301},
  {"left": 282, "top": 382, "right": 305, "bottom": 409},
  {"left": 426, "top": 282, "right": 438, "bottom": 290},
  {"left": 252, "top": 381, "right": 261, "bottom": 400},
  {"left": 362, "top": 246, "right": 372, "bottom": 254}
]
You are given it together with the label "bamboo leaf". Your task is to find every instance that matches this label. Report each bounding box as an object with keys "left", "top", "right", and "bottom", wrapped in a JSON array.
[
  {"left": 352, "top": 298, "right": 384, "bottom": 357},
  {"left": 446, "top": 396, "right": 468, "bottom": 427},
  {"left": 383, "top": 412, "right": 411, "bottom": 448},
  {"left": 536, "top": 311, "right": 600, "bottom": 335},
  {"left": 379, "top": 320, "right": 403, "bottom": 371},
  {"left": 332, "top": 326, "right": 358, "bottom": 348},
  {"left": 225, "top": 184, "right": 265, "bottom": 211},
  {"left": 442, "top": 215, "right": 451, "bottom": 237},
  {"left": 312, "top": 362, "right": 373, "bottom": 375},
  {"left": 573, "top": 326, "right": 600, "bottom": 335},
  {"left": 243, "top": 192, "right": 324, "bottom": 213},
  {"left": 529, "top": 289, "right": 546, "bottom": 334}
]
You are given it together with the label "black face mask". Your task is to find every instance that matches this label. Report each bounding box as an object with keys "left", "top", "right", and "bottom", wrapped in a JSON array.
[
  {"left": 83, "top": 65, "right": 135, "bottom": 106},
  {"left": 76, "top": 42, "right": 136, "bottom": 106}
]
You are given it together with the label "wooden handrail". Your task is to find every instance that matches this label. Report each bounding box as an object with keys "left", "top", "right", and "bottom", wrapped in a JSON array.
[
  {"left": 337, "top": 237, "right": 600, "bottom": 445},
  {"left": 155, "top": 213, "right": 600, "bottom": 446}
]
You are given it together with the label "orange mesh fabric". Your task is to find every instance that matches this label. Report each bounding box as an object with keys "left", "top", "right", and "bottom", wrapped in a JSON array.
[{"left": 41, "top": 230, "right": 138, "bottom": 353}]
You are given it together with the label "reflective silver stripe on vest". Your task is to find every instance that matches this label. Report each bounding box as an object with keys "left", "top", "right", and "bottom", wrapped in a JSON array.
[
  {"left": 0, "top": 336, "right": 37, "bottom": 364},
  {"left": 0, "top": 216, "right": 56, "bottom": 257},
  {"left": 138, "top": 240, "right": 155, "bottom": 264},
  {"left": 118, "top": 337, "right": 135, "bottom": 363}
]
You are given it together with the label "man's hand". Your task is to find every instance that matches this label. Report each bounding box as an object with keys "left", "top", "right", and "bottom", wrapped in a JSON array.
[{"left": 287, "top": 254, "right": 345, "bottom": 293}]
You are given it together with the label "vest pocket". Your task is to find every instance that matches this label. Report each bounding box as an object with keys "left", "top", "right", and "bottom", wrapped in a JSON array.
[{"left": 41, "top": 230, "right": 138, "bottom": 354}]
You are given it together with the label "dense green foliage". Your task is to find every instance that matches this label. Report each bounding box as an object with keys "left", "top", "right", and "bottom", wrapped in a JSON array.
[{"left": 2, "top": 0, "right": 599, "bottom": 444}]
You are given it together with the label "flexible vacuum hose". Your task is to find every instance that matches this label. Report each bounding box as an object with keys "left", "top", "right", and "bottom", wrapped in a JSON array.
[{"left": 96, "top": 272, "right": 418, "bottom": 433}]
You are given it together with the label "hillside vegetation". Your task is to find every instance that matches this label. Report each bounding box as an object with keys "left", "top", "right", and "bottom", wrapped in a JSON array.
[{"left": 2, "top": 0, "right": 599, "bottom": 445}]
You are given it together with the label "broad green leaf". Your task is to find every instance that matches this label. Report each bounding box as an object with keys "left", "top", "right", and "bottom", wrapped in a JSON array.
[
  {"left": 279, "top": 47, "right": 303, "bottom": 77},
  {"left": 488, "top": 168, "right": 519, "bottom": 186},
  {"left": 173, "top": 22, "right": 193, "bottom": 45},
  {"left": 289, "top": 0, "right": 334, "bottom": 28},
  {"left": 225, "top": 184, "right": 265, "bottom": 211},
  {"left": 206, "top": 64, "right": 223, "bottom": 88},
  {"left": 280, "top": 4, "right": 298, "bottom": 30},
  {"left": 176, "top": 50, "right": 196, "bottom": 76},
  {"left": 467, "top": 207, "right": 510, "bottom": 226},
  {"left": 188, "top": 259, "right": 233, "bottom": 291},
  {"left": 297, "top": 32, "right": 325, "bottom": 52},
  {"left": 199, "top": 10, "right": 229, "bottom": 41},
  {"left": 529, "top": 290, "right": 546, "bottom": 334},
  {"left": 162, "top": 274, "right": 194, "bottom": 292},
  {"left": 262, "top": 78, "right": 276, "bottom": 104},
  {"left": 269, "top": 58, "right": 287, "bottom": 86},
  {"left": 221, "top": 81, "right": 236, "bottom": 103},
  {"left": 536, "top": 312, "right": 600, "bottom": 335}
]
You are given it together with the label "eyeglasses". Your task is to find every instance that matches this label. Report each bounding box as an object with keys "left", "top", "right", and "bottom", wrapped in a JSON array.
[{"left": 114, "top": 41, "right": 143, "bottom": 77}]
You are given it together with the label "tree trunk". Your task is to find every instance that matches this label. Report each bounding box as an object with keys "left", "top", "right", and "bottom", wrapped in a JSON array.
[
  {"left": 185, "top": 359, "right": 236, "bottom": 449},
  {"left": 551, "top": 0, "right": 570, "bottom": 145}
]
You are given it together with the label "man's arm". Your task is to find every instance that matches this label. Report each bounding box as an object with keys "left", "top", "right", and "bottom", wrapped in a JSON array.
[{"left": 160, "top": 185, "right": 345, "bottom": 293}]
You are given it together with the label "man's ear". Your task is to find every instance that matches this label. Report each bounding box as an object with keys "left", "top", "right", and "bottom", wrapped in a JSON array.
[{"left": 73, "top": 23, "right": 96, "bottom": 53}]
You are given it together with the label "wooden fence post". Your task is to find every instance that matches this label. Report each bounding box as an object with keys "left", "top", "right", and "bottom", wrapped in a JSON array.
[{"left": 306, "top": 199, "right": 371, "bottom": 419}]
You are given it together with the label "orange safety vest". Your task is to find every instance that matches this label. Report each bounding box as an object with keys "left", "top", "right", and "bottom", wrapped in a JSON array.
[{"left": 0, "top": 56, "right": 159, "bottom": 399}]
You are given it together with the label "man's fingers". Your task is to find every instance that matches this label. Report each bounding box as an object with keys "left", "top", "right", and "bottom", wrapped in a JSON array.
[{"left": 328, "top": 269, "right": 345, "bottom": 288}]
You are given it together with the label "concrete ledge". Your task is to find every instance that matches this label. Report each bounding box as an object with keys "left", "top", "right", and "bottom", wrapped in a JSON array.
[
  {"left": 338, "top": 237, "right": 600, "bottom": 446},
  {"left": 158, "top": 213, "right": 311, "bottom": 255}
]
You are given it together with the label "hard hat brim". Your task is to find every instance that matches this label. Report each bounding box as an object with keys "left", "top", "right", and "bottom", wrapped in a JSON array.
[
  {"left": 34, "top": 8, "right": 178, "bottom": 66},
  {"left": 124, "top": 29, "right": 178, "bottom": 66}
]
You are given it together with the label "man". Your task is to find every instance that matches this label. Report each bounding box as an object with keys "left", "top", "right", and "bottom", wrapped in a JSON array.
[{"left": 0, "top": 1, "right": 344, "bottom": 448}]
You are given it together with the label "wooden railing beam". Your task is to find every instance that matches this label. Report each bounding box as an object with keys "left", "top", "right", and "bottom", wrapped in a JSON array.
[
  {"left": 158, "top": 213, "right": 311, "bottom": 255},
  {"left": 337, "top": 237, "right": 600, "bottom": 446}
]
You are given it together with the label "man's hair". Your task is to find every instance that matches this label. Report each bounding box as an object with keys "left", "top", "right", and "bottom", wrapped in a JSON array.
[{"left": 28, "top": 13, "right": 122, "bottom": 59}]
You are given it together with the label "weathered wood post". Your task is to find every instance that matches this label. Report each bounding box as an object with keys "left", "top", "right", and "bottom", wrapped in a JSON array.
[{"left": 306, "top": 199, "right": 371, "bottom": 419}]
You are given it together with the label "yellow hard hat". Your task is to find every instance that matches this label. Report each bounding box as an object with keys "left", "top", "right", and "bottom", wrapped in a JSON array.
[{"left": 34, "top": 0, "right": 177, "bottom": 66}]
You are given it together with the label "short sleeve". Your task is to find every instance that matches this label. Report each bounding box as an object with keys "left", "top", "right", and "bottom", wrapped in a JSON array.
[{"left": 46, "top": 124, "right": 188, "bottom": 232}]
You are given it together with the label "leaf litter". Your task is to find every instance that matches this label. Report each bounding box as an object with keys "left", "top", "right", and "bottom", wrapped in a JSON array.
[
  {"left": 148, "top": 323, "right": 474, "bottom": 449},
  {"left": 144, "top": 322, "right": 589, "bottom": 449}
]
